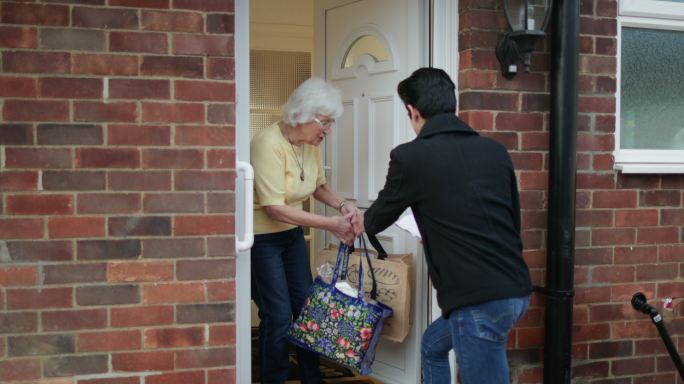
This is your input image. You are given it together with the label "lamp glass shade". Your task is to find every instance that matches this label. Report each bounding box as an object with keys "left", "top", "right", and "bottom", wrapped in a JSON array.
[{"left": 503, "top": 0, "right": 552, "bottom": 32}]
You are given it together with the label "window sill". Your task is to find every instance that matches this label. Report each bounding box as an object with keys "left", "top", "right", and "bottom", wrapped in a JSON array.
[{"left": 614, "top": 150, "right": 684, "bottom": 174}]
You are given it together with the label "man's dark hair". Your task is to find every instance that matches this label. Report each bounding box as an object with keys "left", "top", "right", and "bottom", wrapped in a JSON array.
[{"left": 397, "top": 67, "right": 456, "bottom": 119}]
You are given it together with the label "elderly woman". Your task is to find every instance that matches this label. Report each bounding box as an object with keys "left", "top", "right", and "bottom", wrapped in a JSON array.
[{"left": 250, "top": 78, "right": 361, "bottom": 383}]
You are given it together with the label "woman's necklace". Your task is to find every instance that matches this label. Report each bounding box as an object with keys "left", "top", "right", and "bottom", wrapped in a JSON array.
[{"left": 285, "top": 125, "right": 305, "bottom": 181}]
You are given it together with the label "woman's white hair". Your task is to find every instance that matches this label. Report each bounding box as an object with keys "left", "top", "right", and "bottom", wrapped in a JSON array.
[{"left": 282, "top": 78, "right": 343, "bottom": 126}]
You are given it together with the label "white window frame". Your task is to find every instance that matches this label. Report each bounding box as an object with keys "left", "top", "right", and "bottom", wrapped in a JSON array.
[{"left": 616, "top": 0, "right": 684, "bottom": 173}]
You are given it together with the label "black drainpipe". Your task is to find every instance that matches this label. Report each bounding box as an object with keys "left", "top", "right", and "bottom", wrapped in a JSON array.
[{"left": 542, "top": 0, "right": 579, "bottom": 383}]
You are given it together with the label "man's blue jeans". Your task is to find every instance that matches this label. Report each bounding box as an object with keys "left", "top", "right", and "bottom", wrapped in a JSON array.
[
  {"left": 421, "top": 296, "right": 530, "bottom": 384},
  {"left": 251, "top": 227, "right": 323, "bottom": 384}
]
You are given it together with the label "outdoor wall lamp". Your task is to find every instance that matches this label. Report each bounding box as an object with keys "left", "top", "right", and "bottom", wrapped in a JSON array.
[{"left": 496, "top": 0, "right": 554, "bottom": 79}]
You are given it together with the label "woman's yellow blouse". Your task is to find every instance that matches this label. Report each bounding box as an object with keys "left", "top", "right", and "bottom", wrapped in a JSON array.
[{"left": 251, "top": 122, "right": 326, "bottom": 234}]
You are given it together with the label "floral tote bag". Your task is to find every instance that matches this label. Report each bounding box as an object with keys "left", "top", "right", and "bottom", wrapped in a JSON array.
[{"left": 286, "top": 237, "right": 393, "bottom": 375}]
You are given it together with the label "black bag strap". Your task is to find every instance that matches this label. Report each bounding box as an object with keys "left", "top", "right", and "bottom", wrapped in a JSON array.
[{"left": 366, "top": 233, "right": 388, "bottom": 260}]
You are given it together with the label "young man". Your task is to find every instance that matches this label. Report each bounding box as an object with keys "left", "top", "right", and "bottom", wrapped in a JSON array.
[{"left": 360, "top": 68, "right": 532, "bottom": 383}]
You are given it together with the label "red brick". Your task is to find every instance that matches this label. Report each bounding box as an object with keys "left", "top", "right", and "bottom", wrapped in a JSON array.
[
  {"left": 510, "top": 152, "right": 543, "bottom": 171},
  {"left": 107, "top": 261, "right": 174, "bottom": 282},
  {"left": 112, "top": 351, "right": 174, "bottom": 372},
  {"left": 207, "top": 281, "right": 234, "bottom": 302},
  {"left": 175, "top": 215, "right": 234, "bottom": 235},
  {"left": 0, "top": 359, "right": 41, "bottom": 381},
  {"left": 519, "top": 171, "right": 548, "bottom": 190},
  {"left": 77, "top": 193, "right": 141, "bottom": 214},
  {"left": 43, "top": 171, "right": 106, "bottom": 191},
  {"left": 580, "top": 16, "right": 617, "bottom": 36},
  {"left": 77, "top": 330, "right": 141, "bottom": 352},
  {"left": 0, "top": 171, "right": 38, "bottom": 191},
  {"left": 494, "top": 112, "right": 544, "bottom": 132},
  {"left": 80, "top": 377, "right": 141, "bottom": 384},
  {"left": 0, "top": 266, "right": 37, "bottom": 286},
  {"left": 207, "top": 57, "right": 234, "bottom": 80},
  {"left": 43, "top": 263, "right": 107, "bottom": 285},
  {"left": 109, "top": 171, "right": 172, "bottom": 191},
  {"left": 459, "top": 111, "right": 494, "bottom": 130},
  {"left": 7, "top": 288, "right": 72, "bottom": 309},
  {"left": 173, "top": 0, "right": 232, "bottom": 12},
  {"left": 593, "top": 190, "right": 636, "bottom": 208},
  {"left": 1, "top": 3, "right": 69, "bottom": 26},
  {"left": 592, "top": 154, "right": 613, "bottom": 170},
  {"left": 37, "top": 77, "right": 102, "bottom": 99},
  {"left": 5, "top": 148, "right": 72, "bottom": 169},
  {"left": 460, "top": 91, "right": 518, "bottom": 111},
  {"left": 142, "top": 238, "right": 205, "bottom": 258},
  {"left": 611, "top": 283, "right": 655, "bottom": 301},
  {"left": 146, "top": 371, "right": 205, "bottom": 384},
  {"left": 108, "top": 216, "right": 170, "bottom": 237},
  {"left": 591, "top": 227, "right": 635, "bottom": 246},
  {"left": 521, "top": 132, "right": 548, "bottom": 150},
  {"left": 2, "top": 51, "right": 70, "bottom": 74},
  {"left": 207, "top": 103, "right": 235, "bottom": 125},
  {"left": 49, "top": 217, "right": 106, "bottom": 238},
  {"left": 174, "top": 170, "right": 234, "bottom": 190},
  {"left": 0, "top": 26, "right": 38, "bottom": 48},
  {"left": 580, "top": 55, "right": 616, "bottom": 75},
  {"left": 143, "top": 327, "right": 204, "bottom": 348},
  {"left": 578, "top": 96, "right": 615, "bottom": 114},
  {"left": 109, "top": 78, "right": 170, "bottom": 100},
  {"left": 175, "top": 80, "right": 234, "bottom": 102},
  {"left": 176, "top": 347, "right": 235, "bottom": 368},
  {"left": 142, "top": 149, "right": 204, "bottom": 169},
  {"left": 576, "top": 173, "right": 615, "bottom": 189},
  {"left": 74, "top": 101, "right": 137, "bottom": 123},
  {"left": 0, "top": 76, "right": 37, "bottom": 97},
  {"left": 111, "top": 305, "right": 174, "bottom": 327},
  {"left": 110, "top": 32, "right": 168, "bottom": 54},
  {"left": 208, "top": 324, "right": 235, "bottom": 345},
  {"left": 577, "top": 132, "right": 614, "bottom": 151},
  {"left": 142, "top": 10, "right": 203, "bottom": 32},
  {"left": 207, "top": 149, "right": 235, "bottom": 169},
  {"left": 110, "top": 0, "right": 169, "bottom": 8},
  {"left": 141, "top": 55, "right": 204, "bottom": 78},
  {"left": 73, "top": 7, "right": 138, "bottom": 29},
  {"left": 7, "top": 194, "right": 73, "bottom": 215},
  {"left": 636, "top": 264, "right": 678, "bottom": 281},
  {"left": 207, "top": 193, "right": 234, "bottom": 213},
  {"left": 178, "top": 259, "right": 233, "bottom": 281},
  {"left": 207, "top": 13, "right": 233, "bottom": 34},
  {"left": 612, "top": 357, "right": 655, "bottom": 376},
  {"left": 615, "top": 209, "right": 658, "bottom": 227},
  {"left": 77, "top": 148, "right": 140, "bottom": 168},
  {"left": 142, "top": 282, "right": 205, "bottom": 304},
  {"left": 38, "top": 123, "right": 103, "bottom": 146},
  {"left": 592, "top": 265, "right": 635, "bottom": 284},
  {"left": 640, "top": 191, "right": 681, "bottom": 207},
  {"left": 637, "top": 227, "right": 679, "bottom": 245},
  {"left": 614, "top": 246, "right": 657, "bottom": 264},
  {"left": 0, "top": 219, "right": 43, "bottom": 239},
  {"left": 6, "top": 240, "right": 73, "bottom": 262},
  {"left": 575, "top": 210, "right": 613, "bottom": 228},
  {"left": 459, "top": 50, "right": 499, "bottom": 71},
  {"left": 173, "top": 34, "right": 233, "bottom": 56},
  {"left": 3, "top": 100, "right": 69, "bottom": 122},
  {"left": 72, "top": 54, "right": 139, "bottom": 76},
  {"left": 0, "top": 123, "right": 33, "bottom": 145},
  {"left": 660, "top": 245, "right": 684, "bottom": 262},
  {"left": 175, "top": 125, "right": 233, "bottom": 146},
  {"left": 208, "top": 369, "right": 235, "bottom": 384},
  {"left": 142, "top": 102, "right": 205, "bottom": 123},
  {"left": 108, "top": 124, "right": 170, "bottom": 146},
  {"left": 40, "top": 28, "right": 105, "bottom": 51},
  {"left": 143, "top": 193, "right": 204, "bottom": 213}
]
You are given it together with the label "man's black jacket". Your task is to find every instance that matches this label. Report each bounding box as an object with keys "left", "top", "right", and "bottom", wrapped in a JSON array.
[{"left": 364, "top": 113, "right": 532, "bottom": 317}]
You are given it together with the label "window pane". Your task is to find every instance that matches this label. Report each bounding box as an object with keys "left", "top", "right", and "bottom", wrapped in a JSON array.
[
  {"left": 342, "top": 35, "right": 390, "bottom": 69},
  {"left": 621, "top": 27, "right": 684, "bottom": 149}
]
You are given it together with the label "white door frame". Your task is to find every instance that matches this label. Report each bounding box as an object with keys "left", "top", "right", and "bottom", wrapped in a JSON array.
[{"left": 234, "top": 1, "right": 458, "bottom": 382}]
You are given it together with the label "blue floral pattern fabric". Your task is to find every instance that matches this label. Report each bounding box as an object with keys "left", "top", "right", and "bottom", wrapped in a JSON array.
[{"left": 286, "top": 243, "right": 393, "bottom": 375}]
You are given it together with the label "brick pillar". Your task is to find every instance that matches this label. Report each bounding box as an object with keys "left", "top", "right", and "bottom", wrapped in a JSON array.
[
  {"left": 0, "top": 1, "right": 237, "bottom": 383},
  {"left": 459, "top": 1, "right": 550, "bottom": 382}
]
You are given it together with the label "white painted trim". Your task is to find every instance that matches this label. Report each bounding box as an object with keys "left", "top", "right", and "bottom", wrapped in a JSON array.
[
  {"left": 620, "top": 0, "right": 684, "bottom": 20},
  {"left": 234, "top": 1, "right": 252, "bottom": 383},
  {"left": 432, "top": 0, "right": 460, "bottom": 105}
]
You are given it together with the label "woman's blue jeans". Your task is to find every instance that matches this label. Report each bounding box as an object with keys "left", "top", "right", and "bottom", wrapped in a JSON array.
[
  {"left": 421, "top": 296, "right": 530, "bottom": 384},
  {"left": 251, "top": 227, "right": 323, "bottom": 384}
]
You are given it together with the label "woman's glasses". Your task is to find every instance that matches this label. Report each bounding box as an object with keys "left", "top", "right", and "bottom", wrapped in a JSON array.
[{"left": 312, "top": 117, "right": 335, "bottom": 129}]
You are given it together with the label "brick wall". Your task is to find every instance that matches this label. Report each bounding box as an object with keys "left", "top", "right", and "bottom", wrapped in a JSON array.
[
  {"left": 460, "top": 0, "right": 684, "bottom": 382},
  {"left": 0, "top": 1, "right": 237, "bottom": 383}
]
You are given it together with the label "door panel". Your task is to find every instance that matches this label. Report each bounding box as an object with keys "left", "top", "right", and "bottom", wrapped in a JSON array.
[{"left": 316, "top": 1, "right": 426, "bottom": 382}]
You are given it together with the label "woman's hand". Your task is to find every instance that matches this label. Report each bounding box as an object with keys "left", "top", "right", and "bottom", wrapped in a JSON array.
[
  {"left": 340, "top": 201, "right": 364, "bottom": 236},
  {"left": 329, "top": 213, "right": 355, "bottom": 245}
]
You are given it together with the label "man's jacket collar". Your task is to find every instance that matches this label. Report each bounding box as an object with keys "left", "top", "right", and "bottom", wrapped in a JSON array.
[{"left": 417, "top": 113, "right": 478, "bottom": 139}]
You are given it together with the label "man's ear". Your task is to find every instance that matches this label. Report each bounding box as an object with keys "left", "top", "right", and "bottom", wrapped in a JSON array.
[{"left": 407, "top": 104, "right": 421, "bottom": 122}]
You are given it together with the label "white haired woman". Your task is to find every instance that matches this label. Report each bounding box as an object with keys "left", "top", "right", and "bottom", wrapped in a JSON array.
[{"left": 250, "top": 78, "right": 361, "bottom": 383}]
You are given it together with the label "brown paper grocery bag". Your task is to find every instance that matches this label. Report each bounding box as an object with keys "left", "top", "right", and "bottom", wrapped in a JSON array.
[{"left": 315, "top": 246, "right": 413, "bottom": 343}]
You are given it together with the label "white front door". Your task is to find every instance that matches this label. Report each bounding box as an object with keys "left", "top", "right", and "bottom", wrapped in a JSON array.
[{"left": 315, "top": 1, "right": 429, "bottom": 383}]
